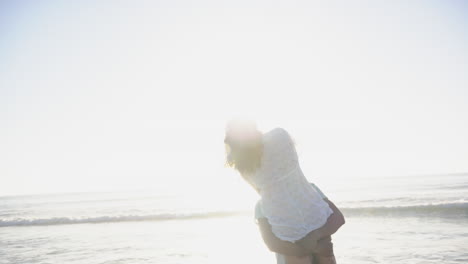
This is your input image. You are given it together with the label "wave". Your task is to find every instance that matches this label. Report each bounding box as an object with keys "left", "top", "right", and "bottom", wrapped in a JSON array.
[
  {"left": 342, "top": 202, "right": 468, "bottom": 217},
  {"left": 0, "top": 211, "right": 244, "bottom": 228},
  {"left": 2, "top": 202, "right": 467, "bottom": 227}
]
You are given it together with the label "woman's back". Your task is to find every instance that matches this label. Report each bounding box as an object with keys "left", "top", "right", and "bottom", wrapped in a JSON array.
[{"left": 250, "top": 128, "right": 333, "bottom": 242}]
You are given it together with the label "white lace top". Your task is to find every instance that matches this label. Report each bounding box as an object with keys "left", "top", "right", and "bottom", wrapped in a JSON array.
[{"left": 249, "top": 128, "right": 333, "bottom": 242}]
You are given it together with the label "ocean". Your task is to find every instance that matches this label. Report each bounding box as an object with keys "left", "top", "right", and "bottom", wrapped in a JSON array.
[{"left": 1, "top": 173, "right": 467, "bottom": 264}]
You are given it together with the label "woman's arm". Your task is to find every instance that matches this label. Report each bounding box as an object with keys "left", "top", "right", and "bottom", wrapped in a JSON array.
[{"left": 257, "top": 218, "right": 309, "bottom": 257}]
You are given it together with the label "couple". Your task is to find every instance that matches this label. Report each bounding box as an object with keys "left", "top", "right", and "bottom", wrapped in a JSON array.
[{"left": 224, "top": 120, "right": 345, "bottom": 264}]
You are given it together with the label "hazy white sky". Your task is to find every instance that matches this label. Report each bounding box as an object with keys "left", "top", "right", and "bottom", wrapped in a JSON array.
[{"left": 1, "top": 0, "right": 467, "bottom": 196}]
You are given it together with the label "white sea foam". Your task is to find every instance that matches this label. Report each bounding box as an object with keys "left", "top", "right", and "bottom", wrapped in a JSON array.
[
  {"left": 341, "top": 201, "right": 468, "bottom": 217},
  {"left": 0, "top": 211, "right": 243, "bottom": 227}
]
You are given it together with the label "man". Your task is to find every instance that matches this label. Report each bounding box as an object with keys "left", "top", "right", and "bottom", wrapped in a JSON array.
[{"left": 255, "top": 183, "right": 344, "bottom": 264}]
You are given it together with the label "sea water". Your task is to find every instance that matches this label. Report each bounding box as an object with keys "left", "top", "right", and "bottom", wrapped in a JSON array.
[{"left": 1, "top": 173, "right": 467, "bottom": 264}]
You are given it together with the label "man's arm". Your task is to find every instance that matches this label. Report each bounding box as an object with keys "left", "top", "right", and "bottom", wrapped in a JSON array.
[
  {"left": 257, "top": 198, "right": 344, "bottom": 256},
  {"left": 257, "top": 218, "right": 309, "bottom": 257},
  {"left": 315, "top": 199, "right": 345, "bottom": 238}
]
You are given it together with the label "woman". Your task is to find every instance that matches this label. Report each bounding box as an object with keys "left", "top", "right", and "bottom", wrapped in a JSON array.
[{"left": 225, "top": 120, "right": 344, "bottom": 264}]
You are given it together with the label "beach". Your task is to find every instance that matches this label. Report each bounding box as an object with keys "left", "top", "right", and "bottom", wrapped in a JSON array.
[{"left": 1, "top": 173, "right": 467, "bottom": 264}]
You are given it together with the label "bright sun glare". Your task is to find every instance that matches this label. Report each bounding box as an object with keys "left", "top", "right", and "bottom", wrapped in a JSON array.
[{"left": 1, "top": 1, "right": 467, "bottom": 197}]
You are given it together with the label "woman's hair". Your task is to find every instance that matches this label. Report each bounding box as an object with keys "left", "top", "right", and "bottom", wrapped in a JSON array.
[
  {"left": 224, "top": 119, "right": 263, "bottom": 175},
  {"left": 225, "top": 133, "right": 263, "bottom": 174}
]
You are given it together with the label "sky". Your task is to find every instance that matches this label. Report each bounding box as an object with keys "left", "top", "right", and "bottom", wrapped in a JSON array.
[{"left": 1, "top": 0, "right": 468, "bottom": 196}]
